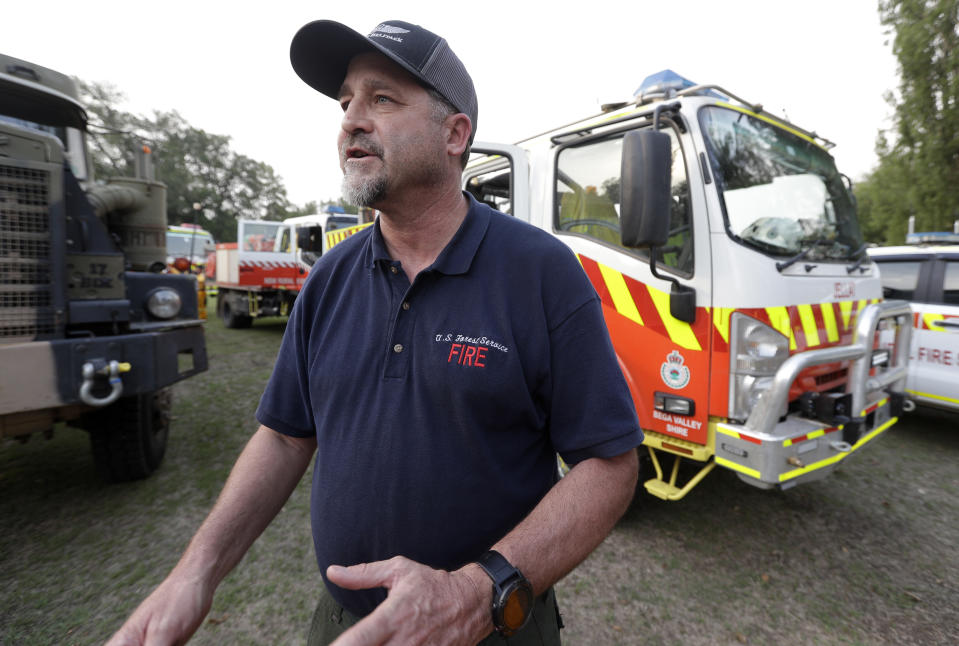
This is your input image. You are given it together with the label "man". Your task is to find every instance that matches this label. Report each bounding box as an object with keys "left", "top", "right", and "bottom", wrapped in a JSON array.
[{"left": 107, "top": 19, "right": 642, "bottom": 646}]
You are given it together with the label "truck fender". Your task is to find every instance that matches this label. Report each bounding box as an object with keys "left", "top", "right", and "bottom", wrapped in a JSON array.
[{"left": 615, "top": 353, "right": 650, "bottom": 425}]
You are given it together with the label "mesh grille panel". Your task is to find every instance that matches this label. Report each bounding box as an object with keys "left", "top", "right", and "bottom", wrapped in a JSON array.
[{"left": 0, "top": 163, "right": 54, "bottom": 341}]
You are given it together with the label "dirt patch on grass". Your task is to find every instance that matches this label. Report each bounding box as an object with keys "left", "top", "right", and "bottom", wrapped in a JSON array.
[{"left": 2, "top": 311, "right": 957, "bottom": 645}]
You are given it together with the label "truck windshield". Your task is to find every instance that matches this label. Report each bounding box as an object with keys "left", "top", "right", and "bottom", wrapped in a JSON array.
[
  {"left": 167, "top": 232, "right": 215, "bottom": 258},
  {"left": 700, "top": 106, "right": 863, "bottom": 261},
  {"left": 326, "top": 215, "right": 359, "bottom": 231}
]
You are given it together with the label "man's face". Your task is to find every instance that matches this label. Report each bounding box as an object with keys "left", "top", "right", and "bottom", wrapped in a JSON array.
[{"left": 337, "top": 52, "right": 448, "bottom": 208}]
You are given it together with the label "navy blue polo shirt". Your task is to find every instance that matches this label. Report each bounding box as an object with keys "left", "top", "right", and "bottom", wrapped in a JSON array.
[{"left": 256, "top": 194, "right": 642, "bottom": 618}]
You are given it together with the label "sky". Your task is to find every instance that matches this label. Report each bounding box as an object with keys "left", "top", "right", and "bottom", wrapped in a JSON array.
[{"left": 5, "top": 1, "right": 899, "bottom": 209}]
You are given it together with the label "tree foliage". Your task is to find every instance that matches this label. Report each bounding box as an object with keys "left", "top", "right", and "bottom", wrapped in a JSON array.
[
  {"left": 856, "top": 0, "right": 959, "bottom": 243},
  {"left": 77, "top": 80, "right": 306, "bottom": 242}
]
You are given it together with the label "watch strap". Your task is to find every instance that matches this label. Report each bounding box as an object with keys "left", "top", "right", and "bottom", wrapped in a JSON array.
[{"left": 475, "top": 550, "right": 518, "bottom": 587}]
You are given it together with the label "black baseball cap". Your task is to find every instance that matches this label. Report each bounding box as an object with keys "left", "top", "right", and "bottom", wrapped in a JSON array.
[{"left": 290, "top": 20, "right": 478, "bottom": 142}]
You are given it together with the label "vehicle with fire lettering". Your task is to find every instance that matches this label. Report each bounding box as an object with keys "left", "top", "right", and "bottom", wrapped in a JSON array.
[
  {"left": 869, "top": 228, "right": 959, "bottom": 414},
  {"left": 465, "top": 70, "right": 912, "bottom": 500},
  {"left": 215, "top": 211, "right": 368, "bottom": 328}
]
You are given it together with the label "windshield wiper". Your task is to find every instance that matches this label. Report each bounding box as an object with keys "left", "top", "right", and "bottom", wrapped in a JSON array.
[
  {"left": 775, "top": 237, "right": 832, "bottom": 272},
  {"left": 775, "top": 247, "right": 812, "bottom": 272},
  {"left": 845, "top": 244, "right": 869, "bottom": 274}
]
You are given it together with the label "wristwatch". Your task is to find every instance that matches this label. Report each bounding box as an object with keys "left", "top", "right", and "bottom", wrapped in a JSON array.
[{"left": 475, "top": 550, "right": 534, "bottom": 637}]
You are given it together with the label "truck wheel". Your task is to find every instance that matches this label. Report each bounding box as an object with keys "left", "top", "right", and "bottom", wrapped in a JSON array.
[
  {"left": 86, "top": 389, "right": 172, "bottom": 482},
  {"left": 220, "top": 298, "right": 252, "bottom": 329}
]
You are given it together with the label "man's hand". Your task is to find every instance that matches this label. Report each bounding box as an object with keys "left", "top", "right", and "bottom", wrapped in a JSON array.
[
  {"left": 104, "top": 572, "right": 213, "bottom": 646},
  {"left": 327, "top": 556, "right": 493, "bottom": 646}
]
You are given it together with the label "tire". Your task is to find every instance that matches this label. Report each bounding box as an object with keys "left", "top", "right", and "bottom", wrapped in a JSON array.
[
  {"left": 86, "top": 389, "right": 172, "bottom": 482},
  {"left": 220, "top": 292, "right": 253, "bottom": 329}
]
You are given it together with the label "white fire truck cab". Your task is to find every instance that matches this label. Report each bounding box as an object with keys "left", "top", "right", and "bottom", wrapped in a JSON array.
[
  {"left": 215, "top": 213, "right": 369, "bottom": 328},
  {"left": 466, "top": 70, "right": 912, "bottom": 500}
]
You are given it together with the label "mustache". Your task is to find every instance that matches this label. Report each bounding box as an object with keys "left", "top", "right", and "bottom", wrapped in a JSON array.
[{"left": 339, "top": 135, "right": 384, "bottom": 160}]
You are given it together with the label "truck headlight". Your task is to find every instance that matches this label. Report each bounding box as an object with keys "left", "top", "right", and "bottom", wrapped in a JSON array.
[
  {"left": 728, "top": 313, "right": 789, "bottom": 422},
  {"left": 146, "top": 288, "right": 182, "bottom": 319}
]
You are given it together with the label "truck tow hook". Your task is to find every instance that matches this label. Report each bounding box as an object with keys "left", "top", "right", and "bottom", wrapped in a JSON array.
[
  {"left": 79, "top": 360, "right": 132, "bottom": 407},
  {"left": 829, "top": 440, "right": 852, "bottom": 453}
]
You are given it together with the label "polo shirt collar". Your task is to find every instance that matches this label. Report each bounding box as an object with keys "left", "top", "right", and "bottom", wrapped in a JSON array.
[{"left": 368, "top": 192, "right": 490, "bottom": 276}]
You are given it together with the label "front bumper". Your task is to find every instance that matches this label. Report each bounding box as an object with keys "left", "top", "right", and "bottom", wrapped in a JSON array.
[
  {"left": 0, "top": 323, "right": 207, "bottom": 417},
  {"left": 715, "top": 300, "right": 911, "bottom": 489},
  {"left": 715, "top": 396, "right": 896, "bottom": 489}
]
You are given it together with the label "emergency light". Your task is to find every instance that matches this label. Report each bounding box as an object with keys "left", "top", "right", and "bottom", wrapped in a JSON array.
[{"left": 633, "top": 69, "right": 727, "bottom": 103}]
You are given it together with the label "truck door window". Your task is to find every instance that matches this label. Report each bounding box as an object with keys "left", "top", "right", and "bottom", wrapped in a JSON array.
[
  {"left": 875, "top": 260, "right": 921, "bottom": 300},
  {"left": 466, "top": 166, "right": 512, "bottom": 214},
  {"left": 943, "top": 260, "right": 959, "bottom": 305},
  {"left": 278, "top": 228, "right": 292, "bottom": 253},
  {"left": 555, "top": 130, "right": 693, "bottom": 275}
]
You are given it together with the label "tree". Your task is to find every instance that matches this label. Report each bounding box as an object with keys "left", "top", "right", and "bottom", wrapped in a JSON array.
[
  {"left": 77, "top": 80, "right": 305, "bottom": 242},
  {"left": 857, "top": 0, "right": 959, "bottom": 242}
]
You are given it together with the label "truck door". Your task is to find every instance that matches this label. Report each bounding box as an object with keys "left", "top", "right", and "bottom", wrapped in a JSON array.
[
  {"left": 912, "top": 256, "right": 959, "bottom": 410},
  {"left": 550, "top": 124, "right": 713, "bottom": 447}
]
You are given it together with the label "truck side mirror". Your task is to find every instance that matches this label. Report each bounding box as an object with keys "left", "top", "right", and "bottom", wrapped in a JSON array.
[
  {"left": 620, "top": 129, "right": 672, "bottom": 248},
  {"left": 620, "top": 128, "right": 697, "bottom": 324}
]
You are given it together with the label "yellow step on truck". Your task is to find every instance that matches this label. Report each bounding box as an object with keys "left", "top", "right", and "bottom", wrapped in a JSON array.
[{"left": 466, "top": 70, "right": 911, "bottom": 500}]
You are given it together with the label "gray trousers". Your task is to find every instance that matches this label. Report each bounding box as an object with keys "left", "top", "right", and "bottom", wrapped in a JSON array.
[{"left": 307, "top": 584, "right": 563, "bottom": 645}]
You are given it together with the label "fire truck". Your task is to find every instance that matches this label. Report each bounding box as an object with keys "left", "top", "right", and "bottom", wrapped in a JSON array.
[
  {"left": 215, "top": 212, "right": 369, "bottom": 327},
  {"left": 465, "top": 70, "right": 912, "bottom": 500}
]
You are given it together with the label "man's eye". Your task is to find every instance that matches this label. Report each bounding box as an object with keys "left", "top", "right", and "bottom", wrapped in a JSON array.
[
  {"left": 340, "top": 100, "right": 350, "bottom": 112},
  {"left": 376, "top": 96, "right": 391, "bottom": 104}
]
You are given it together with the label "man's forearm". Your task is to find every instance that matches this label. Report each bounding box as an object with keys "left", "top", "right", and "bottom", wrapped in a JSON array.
[
  {"left": 490, "top": 450, "right": 638, "bottom": 595},
  {"left": 174, "top": 425, "right": 316, "bottom": 587}
]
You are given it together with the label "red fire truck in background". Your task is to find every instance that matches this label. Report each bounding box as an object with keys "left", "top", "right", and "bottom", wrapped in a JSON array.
[{"left": 214, "top": 212, "right": 369, "bottom": 328}]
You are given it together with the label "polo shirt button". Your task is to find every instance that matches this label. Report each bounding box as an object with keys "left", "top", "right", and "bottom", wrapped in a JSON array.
[
  {"left": 390, "top": 266, "right": 399, "bottom": 274},
  {"left": 402, "top": 301, "right": 410, "bottom": 311},
  {"left": 393, "top": 343, "right": 404, "bottom": 353}
]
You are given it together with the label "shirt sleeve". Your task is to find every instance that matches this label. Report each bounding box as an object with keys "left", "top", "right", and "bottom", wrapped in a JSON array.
[
  {"left": 255, "top": 289, "right": 316, "bottom": 438},
  {"left": 546, "top": 296, "right": 644, "bottom": 465}
]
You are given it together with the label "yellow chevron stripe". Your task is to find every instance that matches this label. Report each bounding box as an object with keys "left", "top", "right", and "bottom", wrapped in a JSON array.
[
  {"left": 598, "top": 263, "right": 643, "bottom": 325},
  {"left": 839, "top": 300, "right": 854, "bottom": 330},
  {"left": 766, "top": 306, "right": 797, "bottom": 350},
  {"left": 820, "top": 302, "right": 840, "bottom": 343},
  {"left": 648, "top": 284, "right": 701, "bottom": 351},
  {"left": 922, "top": 312, "right": 946, "bottom": 332},
  {"left": 797, "top": 304, "right": 821, "bottom": 347},
  {"left": 713, "top": 307, "right": 733, "bottom": 344}
]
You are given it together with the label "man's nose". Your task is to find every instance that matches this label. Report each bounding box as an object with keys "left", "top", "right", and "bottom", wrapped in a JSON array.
[{"left": 341, "top": 100, "right": 372, "bottom": 134}]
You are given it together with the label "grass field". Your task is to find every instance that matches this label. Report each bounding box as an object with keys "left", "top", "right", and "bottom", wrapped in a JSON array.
[{"left": 1, "top": 307, "right": 957, "bottom": 645}]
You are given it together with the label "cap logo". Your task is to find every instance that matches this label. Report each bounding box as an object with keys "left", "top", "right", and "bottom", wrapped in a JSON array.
[
  {"left": 370, "top": 24, "right": 410, "bottom": 42},
  {"left": 372, "top": 23, "right": 410, "bottom": 34}
]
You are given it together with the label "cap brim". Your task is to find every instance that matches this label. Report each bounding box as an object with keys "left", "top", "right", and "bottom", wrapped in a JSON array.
[
  {"left": 290, "top": 21, "right": 377, "bottom": 99},
  {"left": 291, "top": 19, "right": 441, "bottom": 102}
]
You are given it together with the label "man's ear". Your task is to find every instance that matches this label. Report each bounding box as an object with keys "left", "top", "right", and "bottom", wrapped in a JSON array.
[{"left": 446, "top": 113, "right": 472, "bottom": 160}]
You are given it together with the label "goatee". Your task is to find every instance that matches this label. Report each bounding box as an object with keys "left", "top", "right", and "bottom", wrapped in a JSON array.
[{"left": 342, "top": 173, "right": 387, "bottom": 208}]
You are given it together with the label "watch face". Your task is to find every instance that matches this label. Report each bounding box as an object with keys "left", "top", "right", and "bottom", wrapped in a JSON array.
[{"left": 501, "top": 581, "right": 534, "bottom": 633}]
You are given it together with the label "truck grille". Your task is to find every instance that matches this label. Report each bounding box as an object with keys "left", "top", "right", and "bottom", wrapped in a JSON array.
[{"left": 0, "top": 163, "right": 54, "bottom": 342}]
